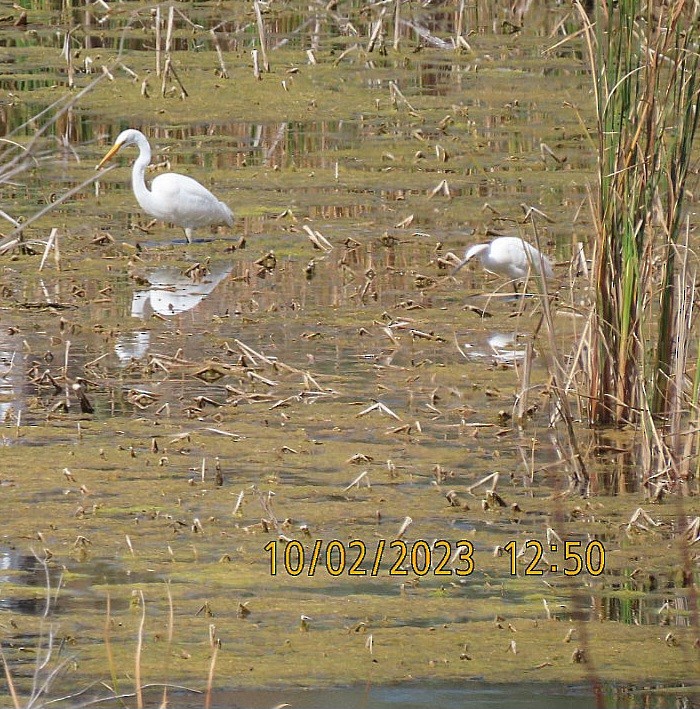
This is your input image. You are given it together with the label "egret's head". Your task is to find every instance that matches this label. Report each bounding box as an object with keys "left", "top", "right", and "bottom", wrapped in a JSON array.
[
  {"left": 96, "top": 129, "right": 141, "bottom": 169},
  {"left": 453, "top": 243, "right": 488, "bottom": 275}
]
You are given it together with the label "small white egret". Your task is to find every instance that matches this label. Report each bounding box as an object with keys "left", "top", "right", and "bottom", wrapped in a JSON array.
[
  {"left": 454, "top": 235, "right": 554, "bottom": 283},
  {"left": 97, "top": 129, "right": 234, "bottom": 244}
]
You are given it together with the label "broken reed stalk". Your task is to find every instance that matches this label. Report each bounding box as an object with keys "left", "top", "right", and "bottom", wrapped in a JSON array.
[
  {"left": 154, "top": 5, "right": 161, "bottom": 76},
  {"left": 575, "top": 0, "right": 700, "bottom": 434},
  {"left": 393, "top": 0, "right": 400, "bottom": 50},
  {"left": 63, "top": 340, "right": 71, "bottom": 409},
  {"left": 367, "top": 8, "right": 386, "bottom": 52},
  {"left": 210, "top": 28, "right": 229, "bottom": 78},
  {"left": 38, "top": 227, "right": 58, "bottom": 271},
  {"left": 162, "top": 22, "right": 172, "bottom": 78},
  {"left": 252, "top": 48, "right": 261, "bottom": 79},
  {"left": 62, "top": 28, "right": 75, "bottom": 88},
  {"left": 161, "top": 56, "right": 188, "bottom": 98},
  {"left": 310, "top": 8, "right": 321, "bottom": 51},
  {"left": 455, "top": 0, "right": 465, "bottom": 44},
  {"left": 164, "top": 4, "right": 174, "bottom": 55},
  {"left": 253, "top": 0, "right": 270, "bottom": 72},
  {"left": 158, "top": 7, "right": 190, "bottom": 97}
]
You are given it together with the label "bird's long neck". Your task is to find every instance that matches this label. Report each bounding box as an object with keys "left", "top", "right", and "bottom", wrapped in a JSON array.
[
  {"left": 130, "top": 138, "right": 155, "bottom": 213},
  {"left": 463, "top": 243, "right": 490, "bottom": 264}
]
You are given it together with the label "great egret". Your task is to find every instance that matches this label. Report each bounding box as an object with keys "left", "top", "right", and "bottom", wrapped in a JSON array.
[
  {"left": 97, "top": 129, "right": 234, "bottom": 244},
  {"left": 454, "top": 236, "right": 554, "bottom": 283}
]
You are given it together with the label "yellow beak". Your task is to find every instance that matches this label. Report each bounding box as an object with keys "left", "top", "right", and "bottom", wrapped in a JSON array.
[{"left": 96, "top": 141, "right": 124, "bottom": 170}]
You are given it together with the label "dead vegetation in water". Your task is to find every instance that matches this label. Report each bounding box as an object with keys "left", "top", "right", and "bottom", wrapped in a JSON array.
[{"left": 1, "top": 215, "right": 698, "bottom": 691}]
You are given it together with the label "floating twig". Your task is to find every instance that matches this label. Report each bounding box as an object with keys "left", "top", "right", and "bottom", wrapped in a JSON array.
[
  {"left": 357, "top": 401, "right": 402, "bottom": 421},
  {"left": 343, "top": 470, "right": 370, "bottom": 492}
]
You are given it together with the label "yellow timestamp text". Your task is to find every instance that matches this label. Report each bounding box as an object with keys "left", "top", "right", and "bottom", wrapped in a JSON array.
[
  {"left": 263, "top": 538, "right": 606, "bottom": 577},
  {"left": 264, "top": 539, "right": 476, "bottom": 577}
]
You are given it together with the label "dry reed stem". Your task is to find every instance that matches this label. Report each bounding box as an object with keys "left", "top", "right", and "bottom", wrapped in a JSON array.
[
  {"left": 530, "top": 221, "right": 589, "bottom": 491},
  {"left": 333, "top": 43, "right": 358, "bottom": 65},
  {"left": 0, "top": 648, "right": 21, "bottom": 709},
  {"left": 253, "top": 0, "right": 270, "bottom": 71},
  {"left": 210, "top": 29, "right": 229, "bottom": 78},
  {"left": 104, "top": 593, "right": 119, "bottom": 696},
  {"left": 119, "top": 62, "right": 138, "bottom": 80},
  {"left": 465, "top": 471, "right": 499, "bottom": 495},
  {"left": 367, "top": 8, "right": 385, "bottom": 52},
  {"left": 514, "top": 340, "right": 533, "bottom": 426},
  {"left": 252, "top": 48, "right": 261, "bottom": 79},
  {"left": 135, "top": 590, "right": 146, "bottom": 709},
  {"left": 0, "top": 165, "right": 115, "bottom": 254},
  {"left": 389, "top": 79, "right": 417, "bottom": 113},
  {"left": 154, "top": 5, "right": 161, "bottom": 76},
  {"left": 393, "top": 0, "right": 400, "bottom": 49},
  {"left": 455, "top": 0, "right": 465, "bottom": 44},
  {"left": 38, "top": 227, "right": 58, "bottom": 271},
  {"left": 164, "top": 5, "right": 174, "bottom": 55},
  {"left": 161, "top": 56, "right": 188, "bottom": 98},
  {"left": 204, "top": 630, "right": 219, "bottom": 709},
  {"left": 344, "top": 470, "right": 370, "bottom": 491}
]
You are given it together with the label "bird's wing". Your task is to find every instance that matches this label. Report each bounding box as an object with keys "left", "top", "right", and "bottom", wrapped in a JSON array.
[
  {"left": 152, "top": 173, "right": 232, "bottom": 227},
  {"left": 522, "top": 241, "right": 554, "bottom": 277}
]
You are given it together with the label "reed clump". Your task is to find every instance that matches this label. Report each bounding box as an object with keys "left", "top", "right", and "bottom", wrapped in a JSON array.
[{"left": 576, "top": 0, "right": 700, "bottom": 484}]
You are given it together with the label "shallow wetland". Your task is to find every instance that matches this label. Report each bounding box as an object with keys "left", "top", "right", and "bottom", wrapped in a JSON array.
[{"left": 0, "top": 1, "right": 698, "bottom": 708}]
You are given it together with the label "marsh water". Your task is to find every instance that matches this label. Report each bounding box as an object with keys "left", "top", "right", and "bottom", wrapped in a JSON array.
[{"left": 0, "top": 1, "right": 698, "bottom": 708}]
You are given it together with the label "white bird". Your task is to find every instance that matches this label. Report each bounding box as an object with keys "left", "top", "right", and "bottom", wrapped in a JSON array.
[
  {"left": 454, "top": 235, "right": 554, "bottom": 283},
  {"left": 97, "top": 129, "right": 234, "bottom": 244}
]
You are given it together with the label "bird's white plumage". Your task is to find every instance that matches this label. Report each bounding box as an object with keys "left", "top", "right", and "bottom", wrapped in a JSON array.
[
  {"left": 98, "top": 129, "right": 234, "bottom": 243},
  {"left": 455, "top": 236, "right": 554, "bottom": 281}
]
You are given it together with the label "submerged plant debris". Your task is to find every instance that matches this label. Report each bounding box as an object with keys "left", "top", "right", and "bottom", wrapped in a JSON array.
[{"left": 0, "top": 0, "right": 698, "bottom": 705}]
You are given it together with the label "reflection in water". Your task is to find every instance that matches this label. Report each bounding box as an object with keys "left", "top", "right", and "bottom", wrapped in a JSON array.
[
  {"left": 0, "top": 596, "right": 47, "bottom": 614},
  {"left": 488, "top": 331, "right": 526, "bottom": 364},
  {"left": 0, "top": 329, "right": 28, "bottom": 426},
  {"left": 130, "top": 264, "right": 232, "bottom": 317},
  {"left": 460, "top": 331, "right": 526, "bottom": 365},
  {"left": 193, "top": 682, "right": 688, "bottom": 709},
  {"left": 599, "top": 588, "right": 693, "bottom": 628},
  {"left": 0, "top": 549, "right": 50, "bottom": 615},
  {"left": 115, "top": 264, "right": 232, "bottom": 362},
  {"left": 0, "top": 548, "right": 46, "bottom": 583},
  {"left": 114, "top": 330, "right": 150, "bottom": 363}
]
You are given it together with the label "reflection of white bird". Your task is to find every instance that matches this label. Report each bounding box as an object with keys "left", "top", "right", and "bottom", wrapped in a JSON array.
[
  {"left": 97, "top": 129, "right": 234, "bottom": 244},
  {"left": 130, "top": 265, "right": 233, "bottom": 317},
  {"left": 454, "top": 236, "right": 554, "bottom": 282}
]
